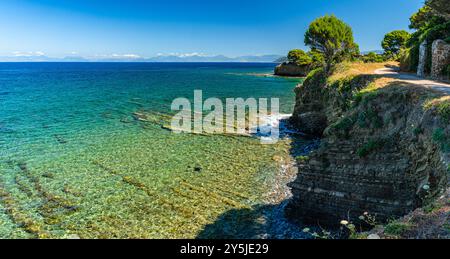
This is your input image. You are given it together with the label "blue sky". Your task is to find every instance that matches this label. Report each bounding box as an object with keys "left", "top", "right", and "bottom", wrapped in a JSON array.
[{"left": 0, "top": 0, "right": 424, "bottom": 58}]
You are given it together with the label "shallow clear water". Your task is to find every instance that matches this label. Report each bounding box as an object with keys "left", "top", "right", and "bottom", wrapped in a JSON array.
[{"left": 0, "top": 62, "right": 302, "bottom": 239}]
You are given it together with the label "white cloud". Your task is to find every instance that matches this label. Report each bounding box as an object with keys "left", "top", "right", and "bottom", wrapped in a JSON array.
[
  {"left": 111, "top": 53, "right": 141, "bottom": 59},
  {"left": 13, "top": 51, "right": 45, "bottom": 57}
]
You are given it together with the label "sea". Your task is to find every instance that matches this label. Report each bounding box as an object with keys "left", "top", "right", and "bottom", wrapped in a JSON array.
[{"left": 0, "top": 62, "right": 307, "bottom": 238}]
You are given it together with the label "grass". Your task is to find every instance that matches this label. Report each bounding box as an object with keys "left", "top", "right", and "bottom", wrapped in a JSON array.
[
  {"left": 424, "top": 96, "right": 450, "bottom": 123},
  {"left": 328, "top": 61, "right": 397, "bottom": 82}
]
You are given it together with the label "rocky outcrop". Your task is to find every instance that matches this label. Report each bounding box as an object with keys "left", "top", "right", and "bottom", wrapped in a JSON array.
[
  {"left": 289, "top": 69, "right": 329, "bottom": 136},
  {"left": 292, "top": 112, "right": 328, "bottom": 136},
  {"left": 274, "top": 62, "right": 310, "bottom": 77},
  {"left": 431, "top": 39, "right": 450, "bottom": 80},
  {"left": 287, "top": 66, "right": 449, "bottom": 227}
]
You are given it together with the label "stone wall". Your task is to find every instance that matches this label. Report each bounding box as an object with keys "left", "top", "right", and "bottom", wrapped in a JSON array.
[
  {"left": 431, "top": 39, "right": 450, "bottom": 80},
  {"left": 417, "top": 40, "right": 427, "bottom": 77}
]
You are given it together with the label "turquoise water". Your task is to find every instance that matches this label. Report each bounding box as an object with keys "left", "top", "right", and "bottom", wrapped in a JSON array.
[{"left": 0, "top": 62, "right": 302, "bottom": 239}]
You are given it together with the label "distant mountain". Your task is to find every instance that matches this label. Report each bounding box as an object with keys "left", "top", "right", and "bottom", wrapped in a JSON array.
[
  {"left": 233, "top": 55, "right": 283, "bottom": 62},
  {"left": 62, "top": 56, "right": 89, "bottom": 62},
  {"left": 146, "top": 54, "right": 233, "bottom": 62},
  {"left": 0, "top": 53, "right": 283, "bottom": 63},
  {"left": 361, "top": 50, "right": 384, "bottom": 55},
  {"left": 0, "top": 55, "right": 59, "bottom": 62},
  {"left": 274, "top": 56, "right": 288, "bottom": 63},
  {"left": 146, "top": 54, "right": 282, "bottom": 63}
]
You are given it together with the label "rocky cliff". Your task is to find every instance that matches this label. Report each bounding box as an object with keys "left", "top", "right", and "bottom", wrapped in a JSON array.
[
  {"left": 287, "top": 63, "right": 449, "bottom": 227},
  {"left": 274, "top": 62, "right": 310, "bottom": 77}
]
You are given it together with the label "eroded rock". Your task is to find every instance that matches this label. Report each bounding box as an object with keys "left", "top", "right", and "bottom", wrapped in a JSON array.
[
  {"left": 275, "top": 62, "right": 310, "bottom": 77},
  {"left": 290, "top": 111, "right": 328, "bottom": 137}
]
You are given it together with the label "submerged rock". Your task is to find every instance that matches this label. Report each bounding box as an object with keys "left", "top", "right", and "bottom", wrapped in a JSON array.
[
  {"left": 18, "top": 162, "right": 28, "bottom": 172},
  {"left": 54, "top": 134, "right": 68, "bottom": 144},
  {"left": 42, "top": 172, "right": 55, "bottom": 179}
]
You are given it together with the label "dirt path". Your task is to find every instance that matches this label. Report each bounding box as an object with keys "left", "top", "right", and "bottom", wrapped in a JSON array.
[{"left": 374, "top": 67, "right": 450, "bottom": 95}]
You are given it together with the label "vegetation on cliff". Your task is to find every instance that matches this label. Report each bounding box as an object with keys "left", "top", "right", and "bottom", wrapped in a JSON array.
[
  {"left": 288, "top": 61, "right": 449, "bottom": 237},
  {"left": 288, "top": 49, "right": 312, "bottom": 66}
]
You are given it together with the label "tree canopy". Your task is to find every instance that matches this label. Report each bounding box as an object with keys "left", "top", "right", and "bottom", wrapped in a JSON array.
[
  {"left": 399, "top": 0, "right": 450, "bottom": 74},
  {"left": 362, "top": 52, "right": 385, "bottom": 63},
  {"left": 287, "top": 49, "right": 313, "bottom": 66},
  {"left": 304, "top": 15, "right": 358, "bottom": 73},
  {"left": 381, "top": 30, "right": 411, "bottom": 59},
  {"left": 426, "top": 0, "right": 450, "bottom": 20}
]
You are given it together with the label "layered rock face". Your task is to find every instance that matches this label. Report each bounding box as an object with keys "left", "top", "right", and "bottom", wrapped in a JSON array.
[
  {"left": 431, "top": 40, "right": 450, "bottom": 80},
  {"left": 287, "top": 68, "right": 449, "bottom": 226},
  {"left": 274, "top": 62, "right": 310, "bottom": 77}
]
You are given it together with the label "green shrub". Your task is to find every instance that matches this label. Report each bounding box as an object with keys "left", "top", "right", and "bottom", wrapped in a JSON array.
[
  {"left": 399, "top": 48, "right": 413, "bottom": 72},
  {"left": 356, "top": 107, "right": 382, "bottom": 129},
  {"left": 296, "top": 156, "right": 310, "bottom": 162},
  {"left": 413, "top": 127, "right": 424, "bottom": 135},
  {"left": 424, "top": 97, "right": 450, "bottom": 123},
  {"left": 432, "top": 128, "right": 450, "bottom": 152},
  {"left": 334, "top": 117, "right": 355, "bottom": 131},
  {"left": 362, "top": 52, "right": 385, "bottom": 63},
  {"left": 437, "top": 101, "right": 450, "bottom": 122},
  {"left": 357, "top": 139, "right": 385, "bottom": 158},
  {"left": 423, "top": 203, "right": 443, "bottom": 214},
  {"left": 330, "top": 116, "right": 356, "bottom": 138},
  {"left": 303, "top": 67, "right": 327, "bottom": 89},
  {"left": 432, "top": 128, "right": 445, "bottom": 142},
  {"left": 384, "top": 222, "right": 411, "bottom": 236}
]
